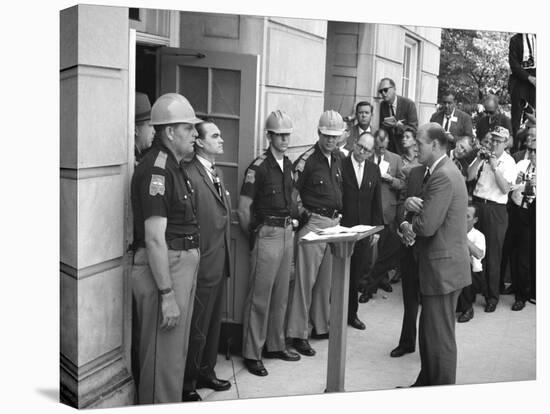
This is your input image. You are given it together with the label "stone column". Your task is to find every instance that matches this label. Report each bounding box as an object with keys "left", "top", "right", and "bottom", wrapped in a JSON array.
[{"left": 60, "top": 4, "right": 134, "bottom": 408}]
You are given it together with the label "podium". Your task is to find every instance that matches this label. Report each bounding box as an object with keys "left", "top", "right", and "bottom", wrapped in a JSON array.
[{"left": 300, "top": 225, "right": 384, "bottom": 393}]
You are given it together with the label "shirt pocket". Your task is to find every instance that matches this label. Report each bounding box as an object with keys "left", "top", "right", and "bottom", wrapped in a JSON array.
[{"left": 311, "top": 174, "right": 330, "bottom": 195}]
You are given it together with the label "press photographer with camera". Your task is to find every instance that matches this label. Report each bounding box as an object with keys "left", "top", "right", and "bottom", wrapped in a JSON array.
[{"left": 467, "top": 127, "right": 517, "bottom": 313}]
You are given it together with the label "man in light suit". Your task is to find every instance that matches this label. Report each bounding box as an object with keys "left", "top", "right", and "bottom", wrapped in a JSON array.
[
  {"left": 359, "top": 129, "right": 404, "bottom": 301},
  {"left": 341, "top": 132, "right": 384, "bottom": 329},
  {"left": 344, "top": 101, "right": 374, "bottom": 152},
  {"left": 182, "top": 121, "right": 232, "bottom": 401},
  {"left": 378, "top": 77, "right": 418, "bottom": 155},
  {"left": 429, "top": 91, "right": 473, "bottom": 146},
  {"left": 400, "top": 122, "right": 470, "bottom": 386}
]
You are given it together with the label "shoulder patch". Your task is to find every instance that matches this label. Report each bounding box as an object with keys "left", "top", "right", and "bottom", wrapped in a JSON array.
[
  {"left": 253, "top": 154, "right": 267, "bottom": 167},
  {"left": 149, "top": 174, "right": 165, "bottom": 196},
  {"left": 154, "top": 151, "right": 168, "bottom": 169},
  {"left": 294, "top": 146, "right": 315, "bottom": 173},
  {"left": 245, "top": 169, "right": 256, "bottom": 184}
]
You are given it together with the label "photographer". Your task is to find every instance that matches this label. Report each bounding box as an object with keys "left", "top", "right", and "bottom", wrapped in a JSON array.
[{"left": 467, "top": 127, "right": 517, "bottom": 313}]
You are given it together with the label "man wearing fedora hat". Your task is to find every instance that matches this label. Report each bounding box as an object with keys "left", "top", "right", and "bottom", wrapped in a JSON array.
[
  {"left": 134, "top": 91, "right": 155, "bottom": 164},
  {"left": 468, "top": 126, "right": 517, "bottom": 312}
]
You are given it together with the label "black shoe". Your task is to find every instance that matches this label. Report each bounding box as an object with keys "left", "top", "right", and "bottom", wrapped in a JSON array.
[
  {"left": 511, "top": 300, "right": 525, "bottom": 311},
  {"left": 292, "top": 338, "right": 316, "bottom": 356},
  {"left": 348, "top": 317, "right": 366, "bottom": 330},
  {"left": 311, "top": 329, "right": 329, "bottom": 340},
  {"left": 390, "top": 345, "right": 415, "bottom": 358},
  {"left": 379, "top": 281, "right": 393, "bottom": 293},
  {"left": 528, "top": 298, "right": 536, "bottom": 305},
  {"left": 359, "top": 292, "right": 372, "bottom": 303},
  {"left": 263, "top": 349, "right": 301, "bottom": 361},
  {"left": 196, "top": 376, "right": 231, "bottom": 391},
  {"left": 243, "top": 359, "right": 268, "bottom": 376},
  {"left": 182, "top": 391, "right": 202, "bottom": 402},
  {"left": 484, "top": 302, "right": 497, "bottom": 313},
  {"left": 500, "top": 285, "right": 514, "bottom": 295},
  {"left": 457, "top": 308, "right": 474, "bottom": 323}
]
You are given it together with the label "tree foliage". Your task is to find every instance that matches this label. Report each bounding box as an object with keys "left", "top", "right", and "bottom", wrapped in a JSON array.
[{"left": 438, "top": 29, "right": 513, "bottom": 106}]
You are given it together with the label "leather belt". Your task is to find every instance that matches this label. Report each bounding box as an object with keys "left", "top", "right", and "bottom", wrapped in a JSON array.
[
  {"left": 262, "top": 215, "right": 292, "bottom": 228},
  {"left": 306, "top": 206, "right": 340, "bottom": 219},
  {"left": 472, "top": 196, "right": 501, "bottom": 205},
  {"left": 167, "top": 234, "right": 200, "bottom": 251}
]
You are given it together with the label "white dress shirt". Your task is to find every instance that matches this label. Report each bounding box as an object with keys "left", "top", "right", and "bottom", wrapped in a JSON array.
[
  {"left": 197, "top": 154, "right": 215, "bottom": 183},
  {"left": 473, "top": 151, "right": 517, "bottom": 204},
  {"left": 351, "top": 155, "right": 364, "bottom": 187},
  {"left": 468, "top": 227, "right": 486, "bottom": 273}
]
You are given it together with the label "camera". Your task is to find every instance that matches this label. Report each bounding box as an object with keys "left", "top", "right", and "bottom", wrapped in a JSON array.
[
  {"left": 521, "top": 56, "right": 535, "bottom": 69},
  {"left": 478, "top": 147, "right": 494, "bottom": 160}
]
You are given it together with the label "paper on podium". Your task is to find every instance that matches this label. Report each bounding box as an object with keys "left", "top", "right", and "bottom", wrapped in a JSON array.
[{"left": 301, "top": 225, "right": 375, "bottom": 241}]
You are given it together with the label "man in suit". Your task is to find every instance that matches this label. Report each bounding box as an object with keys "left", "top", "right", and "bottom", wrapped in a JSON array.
[
  {"left": 509, "top": 33, "right": 536, "bottom": 146},
  {"left": 390, "top": 164, "right": 426, "bottom": 358},
  {"left": 378, "top": 77, "right": 418, "bottom": 155},
  {"left": 359, "top": 129, "right": 405, "bottom": 301},
  {"left": 429, "top": 91, "right": 473, "bottom": 147},
  {"left": 475, "top": 95, "right": 512, "bottom": 144},
  {"left": 344, "top": 101, "right": 374, "bottom": 152},
  {"left": 341, "top": 132, "right": 383, "bottom": 330},
  {"left": 400, "top": 122, "right": 470, "bottom": 386},
  {"left": 182, "top": 121, "right": 232, "bottom": 401}
]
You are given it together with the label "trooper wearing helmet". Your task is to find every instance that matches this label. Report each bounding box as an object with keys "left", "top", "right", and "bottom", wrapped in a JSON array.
[
  {"left": 130, "top": 92, "right": 202, "bottom": 404},
  {"left": 286, "top": 110, "right": 345, "bottom": 357},
  {"left": 134, "top": 91, "right": 155, "bottom": 164},
  {"left": 237, "top": 110, "right": 301, "bottom": 376}
]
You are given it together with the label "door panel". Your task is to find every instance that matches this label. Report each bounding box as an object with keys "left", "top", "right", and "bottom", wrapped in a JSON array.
[{"left": 159, "top": 48, "right": 259, "bottom": 325}]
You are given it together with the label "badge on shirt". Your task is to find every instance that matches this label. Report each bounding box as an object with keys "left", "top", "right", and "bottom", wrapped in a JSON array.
[
  {"left": 149, "top": 174, "right": 165, "bottom": 196},
  {"left": 245, "top": 169, "right": 256, "bottom": 184},
  {"left": 451, "top": 116, "right": 458, "bottom": 123}
]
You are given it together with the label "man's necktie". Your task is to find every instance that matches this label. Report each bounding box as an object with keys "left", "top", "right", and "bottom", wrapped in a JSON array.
[
  {"left": 390, "top": 105, "right": 396, "bottom": 117},
  {"left": 422, "top": 169, "right": 431, "bottom": 185},
  {"left": 444, "top": 116, "right": 450, "bottom": 132},
  {"left": 211, "top": 164, "right": 222, "bottom": 198}
]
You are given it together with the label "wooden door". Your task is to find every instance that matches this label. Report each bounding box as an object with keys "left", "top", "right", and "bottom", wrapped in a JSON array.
[{"left": 158, "top": 48, "right": 259, "bottom": 328}]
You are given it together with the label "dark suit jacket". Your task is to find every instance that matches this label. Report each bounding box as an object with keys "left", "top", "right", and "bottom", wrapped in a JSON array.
[
  {"left": 475, "top": 112, "right": 512, "bottom": 140},
  {"left": 509, "top": 33, "right": 536, "bottom": 91},
  {"left": 344, "top": 124, "right": 372, "bottom": 152},
  {"left": 341, "top": 155, "right": 383, "bottom": 227},
  {"left": 184, "top": 156, "right": 233, "bottom": 287},
  {"left": 513, "top": 149, "right": 527, "bottom": 163},
  {"left": 379, "top": 95, "right": 418, "bottom": 153},
  {"left": 412, "top": 157, "right": 471, "bottom": 296},
  {"left": 397, "top": 164, "right": 426, "bottom": 226},
  {"left": 429, "top": 109, "right": 473, "bottom": 140}
]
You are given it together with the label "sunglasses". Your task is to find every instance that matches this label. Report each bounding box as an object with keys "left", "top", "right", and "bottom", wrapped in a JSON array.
[{"left": 378, "top": 86, "right": 394, "bottom": 95}]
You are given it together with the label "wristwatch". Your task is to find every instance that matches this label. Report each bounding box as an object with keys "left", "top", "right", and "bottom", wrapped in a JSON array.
[{"left": 159, "top": 287, "right": 173, "bottom": 295}]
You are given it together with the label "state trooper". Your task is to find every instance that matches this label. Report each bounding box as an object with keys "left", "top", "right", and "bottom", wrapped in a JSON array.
[
  {"left": 286, "top": 110, "right": 345, "bottom": 357},
  {"left": 130, "top": 93, "right": 202, "bottom": 404},
  {"left": 237, "top": 110, "right": 301, "bottom": 377},
  {"left": 134, "top": 91, "right": 155, "bottom": 164}
]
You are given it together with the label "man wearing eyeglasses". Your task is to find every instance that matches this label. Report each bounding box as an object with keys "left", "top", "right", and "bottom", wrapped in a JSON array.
[
  {"left": 377, "top": 78, "right": 418, "bottom": 155},
  {"left": 341, "top": 132, "right": 383, "bottom": 330},
  {"left": 467, "top": 127, "right": 517, "bottom": 313}
]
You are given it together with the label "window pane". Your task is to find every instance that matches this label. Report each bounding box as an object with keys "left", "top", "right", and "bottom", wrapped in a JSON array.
[
  {"left": 212, "top": 69, "right": 241, "bottom": 115},
  {"left": 403, "top": 79, "right": 409, "bottom": 98},
  {"left": 179, "top": 66, "right": 208, "bottom": 114},
  {"left": 129, "top": 8, "right": 140, "bottom": 21},
  {"left": 211, "top": 117, "right": 239, "bottom": 164}
]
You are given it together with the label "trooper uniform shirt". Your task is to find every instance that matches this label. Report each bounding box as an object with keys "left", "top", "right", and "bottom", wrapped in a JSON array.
[
  {"left": 294, "top": 143, "right": 343, "bottom": 212},
  {"left": 241, "top": 149, "right": 294, "bottom": 219},
  {"left": 132, "top": 138, "right": 198, "bottom": 248}
]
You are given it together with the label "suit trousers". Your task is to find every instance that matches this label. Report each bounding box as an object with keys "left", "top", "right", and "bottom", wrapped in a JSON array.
[
  {"left": 397, "top": 246, "right": 419, "bottom": 350},
  {"left": 242, "top": 224, "right": 293, "bottom": 360},
  {"left": 348, "top": 238, "right": 371, "bottom": 320},
  {"left": 456, "top": 271, "right": 484, "bottom": 313},
  {"left": 508, "top": 204, "right": 535, "bottom": 302},
  {"left": 413, "top": 289, "right": 461, "bottom": 386},
  {"left": 131, "top": 247, "right": 199, "bottom": 404},
  {"left": 287, "top": 213, "right": 339, "bottom": 339},
  {"left": 183, "top": 273, "right": 225, "bottom": 392},
  {"left": 475, "top": 202, "right": 508, "bottom": 305}
]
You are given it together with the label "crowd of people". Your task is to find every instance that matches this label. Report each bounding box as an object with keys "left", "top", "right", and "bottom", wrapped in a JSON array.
[{"left": 128, "top": 32, "right": 536, "bottom": 405}]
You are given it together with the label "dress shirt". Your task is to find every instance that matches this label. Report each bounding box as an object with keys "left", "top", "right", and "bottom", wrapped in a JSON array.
[
  {"left": 197, "top": 154, "right": 215, "bottom": 183},
  {"left": 511, "top": 159, "right": 536, "bottom": 207},
  {"left": 350, "top": 155, "right": 364, "bottom": 187},
  {"left": 468, "top": 227, "right": 486, "bottom": 272}
]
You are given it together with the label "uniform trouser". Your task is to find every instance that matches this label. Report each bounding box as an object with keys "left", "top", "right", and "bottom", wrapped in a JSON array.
[
  {"left": 397, "top": 246, "right": 419, "bottom": 350},
  {"left": 475, "top": 202, "right": 508, "bottom": 305},
  {"left": 456, "top": 271, "right": 484, "bottom": 313},
  {"left": 183, "top": 275, "right": 225, "bottom": 393},
  {"left": 131, "top": 247, "right": 200, "bottom": 404},
  {"left": 287, "top": 213, "right": 339, "bottom": 339},
  {"left": 348, "top": 238, "right": 371, "bottom": 320},
  {"left": 510, "top": 81, "right": 536, "bottom": 148},
  {"left": 508, "top": 203, "right": 535, "bottom": 302},
  {"left": 413, "top": 289, "right": 461, "bottom": 386},
  {"left": 242, "top": 224, "right": 294, "bottom": 360}
]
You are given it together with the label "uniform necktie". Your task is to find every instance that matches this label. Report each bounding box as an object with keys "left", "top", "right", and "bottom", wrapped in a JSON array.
[{"left": 211, "top": 164, "right": 222, "bottom": 198}]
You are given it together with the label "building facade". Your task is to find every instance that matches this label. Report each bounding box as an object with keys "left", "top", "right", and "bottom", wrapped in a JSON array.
[{"left": 60, "top": 5, "right": 440, "bottom": 408}]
